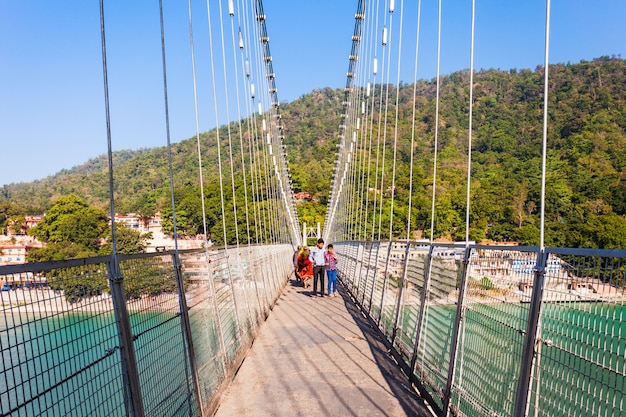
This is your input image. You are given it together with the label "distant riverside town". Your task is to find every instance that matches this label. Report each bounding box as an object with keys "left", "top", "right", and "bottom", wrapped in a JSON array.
[
  {"left": 2, "top": 213, "right": 622, "bottom": 304},
  {"left": 0, "top": 212, "right": 204, "bottom": 267}
]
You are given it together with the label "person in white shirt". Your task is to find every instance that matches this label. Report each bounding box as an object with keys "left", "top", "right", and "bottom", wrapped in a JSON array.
[{"left": 309, "top": 238, "right": 326, "bottom": 297}]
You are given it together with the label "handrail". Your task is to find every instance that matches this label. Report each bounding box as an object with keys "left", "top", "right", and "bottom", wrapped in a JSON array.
[{"left": 334, "top": 240, "right": 626, "bottom": 417}]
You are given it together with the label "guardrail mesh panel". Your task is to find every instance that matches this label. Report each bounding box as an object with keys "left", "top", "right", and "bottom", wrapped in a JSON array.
[
  {"left": 333, "top": 242, "right": 626, "bottom": 417},
  {"left": 450, "top": 248, "right": 537, "bottom": 417},
  {"left": 233, "top": 254, "right": 261, "bottom": 335},
  {"left": 341, "top": 243, "right": 358, "bottom": 295},
  {"left": 180, "top": 251, "right": 226, "bottom": 405},
  {"left": 368, "top": 244, "right": 388, "bottom": 322},
  {"left": 413, "top": 252, "right": 460, "bottom": 410},
  {"left": 362, "top": 243, "right": 379, "bottom": 309},
  {"left": 379, "top": 242, "right": 406, "bottom": 338},
  {"left": 210, "top": 250, "right": 241, "bottom": 365},
  {"left": 120, "top": 255, "right": 198, "bottom": 417},
  {"left": 354, "top": 243, "right": 371, "bottom": 303},
  {"left": 1, "top": 263, "right": 125, "bottom": 417},
  {"left": 526, "top": 251, "right": 625, "bottom": 417},
  {"left": 394, "top": 250, "right": 427, "bottom": 361},
  {"left": 1, "top": 245, "right": 291, "bottom": 417},
  {"left": 225, "top": 250, "right": 257, "bottom": 350},
  {"left": 248, "top": 248, "right": 270, "bottom": 316}
]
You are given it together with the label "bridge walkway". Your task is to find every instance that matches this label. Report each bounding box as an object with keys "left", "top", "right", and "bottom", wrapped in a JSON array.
[{"left": 214, "top": 277, "right": 434, "bottom": 417}]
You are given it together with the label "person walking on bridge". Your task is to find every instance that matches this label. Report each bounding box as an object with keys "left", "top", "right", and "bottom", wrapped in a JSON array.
[
  {"left": 325, "top": 244, "right": 338, "bottom": 297},
  {"left": 309, "top": 238, "right": 326, "bottom": 297},
  {"left": 293, "top": 245, "right": 301, "bottom": 281},
  {"left": 297, "top": 247, "right": 313, "bottom": 289}
]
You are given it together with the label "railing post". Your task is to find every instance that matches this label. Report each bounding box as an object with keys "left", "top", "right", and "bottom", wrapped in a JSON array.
[
  {"left": 172, "top": 253, "right": 203, "bottom": 416},
  {"left": 353, "top": 241, "right": 366, "bottom": 299},
  {"left": 108, "top": 256, "right": 145, "bottom": 417},
  {"left": 257, "top": 248, "right": 272, "bottom": 317},
  {"left": 390, "top": 242, "right": 411, "bottom": 345},
  {"left": 342, "top": 241, "right": 359, "bottom": 294},
  {"left": 358, "top": 243, "right": 368, "bottom": 305},
  {"left": 206, "top": 249, "right": 228, "bottom": 374},
  {"left": 377, "top": 241, "right": 394, "bottom": 326},
  {"left": 514, "top": 249, "right": 547, "bottom": 417},
  {"left": 410, "top": 244, "right": 435, "bottom": 375},
  {"left": 366, "top": 242, "right": 382, "bottom": 311},
  {"left": 238, "top": 249, "right": 257, "bottom": 332},
  {"left": 248, "top": 247, "right": 265, "bottom": 323},
  {"left": 224, "top": 249, "right": 243, "bottom": 340},
  {"left": 360, "top": 242, "right": 374, "bottom": 306},
  {"left": 442, "top": 245, "right": 473, "bottom": 415}
]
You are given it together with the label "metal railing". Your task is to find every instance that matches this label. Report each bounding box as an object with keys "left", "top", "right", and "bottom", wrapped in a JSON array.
[
  {"left": 1, "top": 244, "right": 294, "bottom": 417},
  {"left": 335, "top": 241, "right": 626, "bottom": 417}
]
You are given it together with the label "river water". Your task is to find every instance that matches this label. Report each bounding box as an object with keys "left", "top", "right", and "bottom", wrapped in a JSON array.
[
  {"left": 1, "top": 310, "right": 200, "bottom": 417},
  {"left": 2, "top": 302, "right": 624, "bottom": 416}
]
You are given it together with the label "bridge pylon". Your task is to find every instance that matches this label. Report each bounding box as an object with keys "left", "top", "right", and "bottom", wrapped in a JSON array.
[{"left": 301, "top": 222, "right": 321, "bottom": 247}]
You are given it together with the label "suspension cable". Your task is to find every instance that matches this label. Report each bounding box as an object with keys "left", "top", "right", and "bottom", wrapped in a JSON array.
[
  {"left": 159, "top": 0, "right": 179, "bottom": 254},
  {"left": 376, "top": 0, "right": 393, "bottom": 241},
  {"left": 429, "top": 0, "right": 443, "bottom": 243},
  {"left": 230, "top": 0, "right": 253, "bottom": 247},
  {"left": 539, "top": 0, "right": 551, "bottom": 251},
  {"left": 98, "top": 0, "right": 119, "bottom": 260},
  {"left": 356, "top": 12, "right": 371, "bottom": 241},
  {"left": 217, "top": 0, "right": 241, "bottom": 248},
  {"left": 186, "top": 0, "right": 210, "bottom": 246},
  {"left": 407, "top": 0, "right": 423, "bottom": 241},
  {"left": 204, "top": 0, "right": 229, "bottom": 248},
  {"left": 363, "top": 0, "right": 376, "bottom": 240},
  {"left": 241, "top": 0, "right": 262, "bottom": 245},
  {"left": 388, "top": 0, "right": 404, "bottom": 239},
  {"left": 465, "top": 0, "right": 476, "bottom": 244},
  {"left": 370, "top": 0, "right": 384, "bottom": 241}
]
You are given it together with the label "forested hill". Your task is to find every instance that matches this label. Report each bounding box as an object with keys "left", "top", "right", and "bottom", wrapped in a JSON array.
[{"left": 1, "top": 57, "right": 625, "bottom": 248}]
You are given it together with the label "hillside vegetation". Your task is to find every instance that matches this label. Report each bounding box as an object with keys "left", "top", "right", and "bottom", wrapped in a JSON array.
[{"left": 1, "top": 57, "right": 625, "bottom": 248}]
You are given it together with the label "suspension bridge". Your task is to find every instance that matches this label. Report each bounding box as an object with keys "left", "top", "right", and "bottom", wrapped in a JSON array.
[{"left": 1, "top": 1, "right": 625, "bottom": 416}]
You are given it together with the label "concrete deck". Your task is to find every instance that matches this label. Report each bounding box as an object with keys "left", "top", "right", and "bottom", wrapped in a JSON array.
[{"left": 214, "top": 278, "right": 435, "bottom": 417}]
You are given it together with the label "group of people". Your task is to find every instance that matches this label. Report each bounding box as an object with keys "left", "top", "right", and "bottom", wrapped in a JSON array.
[{"left": 293, "top": 238, "right": 338, "bottom": 298}]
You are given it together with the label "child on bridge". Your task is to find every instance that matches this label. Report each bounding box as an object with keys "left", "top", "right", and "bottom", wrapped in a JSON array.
[{"left": 325, "top": 244, "right": 338, "bottom": 297}]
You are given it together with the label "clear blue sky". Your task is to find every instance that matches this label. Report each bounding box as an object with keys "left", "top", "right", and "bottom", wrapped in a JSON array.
[{"left": 1, "top": 0, "right": 624, "bottom": 185}]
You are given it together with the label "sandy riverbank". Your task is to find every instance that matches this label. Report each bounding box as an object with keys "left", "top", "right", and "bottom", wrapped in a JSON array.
[{"left": 0, "top": 288, "right": 186, "bottom": 315}]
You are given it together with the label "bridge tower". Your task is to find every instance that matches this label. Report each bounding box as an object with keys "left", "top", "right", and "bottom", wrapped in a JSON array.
[{"left": 301, "top": 222, "right": 321, "bottom": 247}]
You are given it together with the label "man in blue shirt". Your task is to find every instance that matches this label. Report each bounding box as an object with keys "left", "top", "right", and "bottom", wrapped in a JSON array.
[{"left": 309, "top": 238, "right": 326, "bottom": 297}]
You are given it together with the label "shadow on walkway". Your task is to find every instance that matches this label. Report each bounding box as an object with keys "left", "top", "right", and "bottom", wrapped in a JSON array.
[{"left": 214, "top": 277, "right": 434, "bottom": 417}]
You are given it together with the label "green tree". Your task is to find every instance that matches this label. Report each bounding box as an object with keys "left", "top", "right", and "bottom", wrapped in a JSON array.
[
  {"left": 581, "top": 213, "right": 626, "bottom": 249},
  {"left": 46, "top": 266, "right": 108, "bottom": 304},
  {"left": 27, "top": 242, "right": 95, "bottom": 262},
  {"left": 8, "top": 214, "right": 26, "bottom": 235},
  {"left": 98, "top": 226, "right": 152, "bottom": 255},
  {"left": 120, "top": 259, "right": 179, "bottom": 300},
  {"left": 27, "top": 195, "right": 108, "bottom": 260},
  {"left": 0, "top": 202, "right": 27, "bottom": 235}
]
